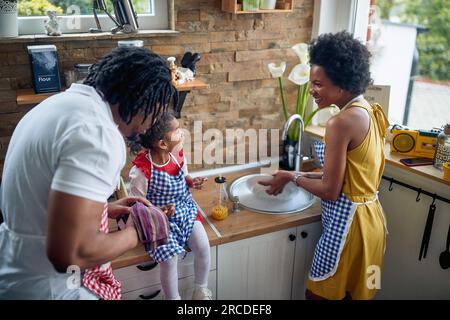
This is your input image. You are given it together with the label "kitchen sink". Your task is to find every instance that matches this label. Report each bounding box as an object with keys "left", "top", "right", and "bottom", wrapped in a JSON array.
[{"left": 229, "top": 173, "right": 316, "bottom": 214}]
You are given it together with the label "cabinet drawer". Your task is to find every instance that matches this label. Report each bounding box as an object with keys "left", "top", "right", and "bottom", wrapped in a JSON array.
[
  {"left": 122, "top": 283, "right": 163, "bottom": 300},
  {"left": 114, "top": 247, "right": 217, "bottom": 293},
  {"left": 122, "top": 270, "right": 217, "bottom": 300}
]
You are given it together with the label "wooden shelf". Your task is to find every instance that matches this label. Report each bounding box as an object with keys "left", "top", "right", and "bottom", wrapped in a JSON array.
[
  {"left": 16, "top": 89, "right": 62, "bottom": 106},
  {"left": 175, "top": 78, "right": 208, "bottom": 92},
  {"left": 16, "top": 79, "right": 208, "bottom": 105},
  {"left": 222, "top": 0, "right": 293, "bottom": 14}
]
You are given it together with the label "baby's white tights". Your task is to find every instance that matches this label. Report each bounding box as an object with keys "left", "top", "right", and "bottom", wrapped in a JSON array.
[{"left": 159, "top": 221, "right": 211, "bottom": 300}]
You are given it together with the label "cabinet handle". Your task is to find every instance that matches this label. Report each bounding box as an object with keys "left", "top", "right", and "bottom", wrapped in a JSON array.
[
  {"left": 139, "top": 289, "right": 161, "bottom": 300},
  {"left": 289, "top": 234, "right": 296, "bottom": 241},
  {"left": 301, "top": 231, "right": 308, "bottom": 239},
  {"left": 136, "top": 261, "right": 158, "bottom": 271}
]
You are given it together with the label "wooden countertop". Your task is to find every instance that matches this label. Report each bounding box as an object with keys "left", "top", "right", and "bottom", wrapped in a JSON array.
[
  {"left": 110, "top": 167, "right": 322, "bottom": 269},
  {"left": 305, "top": 125, "right": 449, "bottom": 186}
]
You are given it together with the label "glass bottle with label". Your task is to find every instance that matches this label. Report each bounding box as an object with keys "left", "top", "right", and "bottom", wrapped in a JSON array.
[{"left": 433, "top": 124, "right": 450, "bottom": 170}]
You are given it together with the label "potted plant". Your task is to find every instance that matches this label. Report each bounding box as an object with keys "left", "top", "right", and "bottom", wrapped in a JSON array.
[{"left": 268, "top": 43, "right": 337, "bottom": 170}]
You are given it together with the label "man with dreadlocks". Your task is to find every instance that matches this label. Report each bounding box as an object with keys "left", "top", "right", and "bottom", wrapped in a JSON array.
[{"left": 0, "top": 47, "right": 177, "bottom": 299}]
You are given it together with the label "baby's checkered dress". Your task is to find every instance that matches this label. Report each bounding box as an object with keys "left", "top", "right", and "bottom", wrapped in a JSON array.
[{"left": 146, "top": 155, "right": 197, "bottom": 263}]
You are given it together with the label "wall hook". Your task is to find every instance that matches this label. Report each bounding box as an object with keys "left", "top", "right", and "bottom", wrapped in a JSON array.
[
  {"left": 431, "top": 194, "right": 437, "bottom": 206},
  {"left": 416, "top": 189, "right": 422, "bottom": 202},
  {"left": 388, "top": 178, "right": 394, "bottom": 191}
]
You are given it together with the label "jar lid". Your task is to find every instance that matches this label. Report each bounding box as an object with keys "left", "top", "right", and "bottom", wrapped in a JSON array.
[
  {"left": 444, "top": 124, "right": 450, "bottom": 135},
  {"left": 214, "top": 176, "right": 226, "bottom": 184},
  {"left": 118, "top": 40, "right": 144, "bottom": 47},
  {"left": 74, "top": 63, "right": 92, "bottom": 70}
]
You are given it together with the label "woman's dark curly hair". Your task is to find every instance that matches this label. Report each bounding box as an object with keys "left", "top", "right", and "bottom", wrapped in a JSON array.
[
  {"left": 84, "top": 47, "right": 177, "bottom": 126},
  {"left": 138, "top": 111, "right": 176, "bottom": 150},
  {"left": 309, "top": 31, "right": 372, "bottom": 95}
]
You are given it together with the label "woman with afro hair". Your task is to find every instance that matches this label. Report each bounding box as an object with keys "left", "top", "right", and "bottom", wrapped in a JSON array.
[{"left": 260, "top": 31, "right": 389, "bottom": 300}]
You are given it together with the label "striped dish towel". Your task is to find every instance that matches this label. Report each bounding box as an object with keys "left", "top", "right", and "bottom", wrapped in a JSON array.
[{"left": 130, "top": 203, "right": 170, "bottom": 252}]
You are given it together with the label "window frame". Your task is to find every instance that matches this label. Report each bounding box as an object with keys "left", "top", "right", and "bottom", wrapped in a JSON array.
[{"left": 18, "top": 0, "right": 173, "bottom": 35}]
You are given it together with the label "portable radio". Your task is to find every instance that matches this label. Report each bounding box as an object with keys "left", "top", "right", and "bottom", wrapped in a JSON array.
[{"left": 390, "top": 126, "right": 440, "bottom": 159}]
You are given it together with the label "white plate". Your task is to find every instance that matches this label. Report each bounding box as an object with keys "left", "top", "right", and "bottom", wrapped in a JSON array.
[{"left": 229, "top": 174, "right": 315, "bottom": 214}]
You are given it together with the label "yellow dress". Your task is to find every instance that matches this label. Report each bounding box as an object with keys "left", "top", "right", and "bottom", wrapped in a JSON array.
[{"left": 306, "top": 100, "right": 389, "bottom": 300}]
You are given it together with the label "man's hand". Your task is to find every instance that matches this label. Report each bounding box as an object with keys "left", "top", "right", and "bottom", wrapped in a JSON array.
[
  {"left": 186, "top": 176, "right": 208, "bottom": 190},
  {"left": 107, "top": 196, "right": 152, "bottom": 220},
  {"left": 257, "top": 170, "right": 293, "bottom": 196}
]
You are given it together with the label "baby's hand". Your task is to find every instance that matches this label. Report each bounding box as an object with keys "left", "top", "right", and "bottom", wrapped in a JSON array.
[
  {"left": 191, "top": 177, "right": 207, "bottom": 190},
  {"left": 161, "top": 204, "right": 175, "bottom": 218}
]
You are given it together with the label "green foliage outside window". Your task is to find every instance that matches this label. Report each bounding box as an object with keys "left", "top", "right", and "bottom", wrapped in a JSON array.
[
  {"left": 18, "top": 0, "right": 63, "bottom": 16},
  {"left": 19, "top": 0, "right": 151, "bottom": 16},
  {"left": 376, "top": 0, "right": 449, "bottom": 81}
]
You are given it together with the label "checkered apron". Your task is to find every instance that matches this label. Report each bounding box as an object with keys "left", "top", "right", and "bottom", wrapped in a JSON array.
[
  {"left": 309, "top": 141, "right": 384, "bottom": 281},
  {"left": 82, "top": 204, "right": 122, "bottom": 300},
  {"left": 146, "top": 153, "right": 197, "bottom": 263}
]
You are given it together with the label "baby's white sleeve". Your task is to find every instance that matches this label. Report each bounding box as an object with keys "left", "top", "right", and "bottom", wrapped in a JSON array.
[
  {"left": 182, "top": 155, "right": 189, "bottom": 175},
  {"left": 128, "top": 166, "right": 148, "bottom": 198}
]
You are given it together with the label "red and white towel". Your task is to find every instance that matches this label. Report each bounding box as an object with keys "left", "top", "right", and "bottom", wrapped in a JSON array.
[{"left": 82, "top": 204, "right": 122, "bottom": 300}]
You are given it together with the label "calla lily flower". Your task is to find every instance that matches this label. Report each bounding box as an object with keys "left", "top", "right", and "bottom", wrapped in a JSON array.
[
  {"left": 291, "top": 43, "right": 309, "bottom": 64},
  {"left": 268, "top": 62, "right": 286, "bottom": 78},
  {"left": 288, "top": 63, "right": 310, "bottom": 86}
]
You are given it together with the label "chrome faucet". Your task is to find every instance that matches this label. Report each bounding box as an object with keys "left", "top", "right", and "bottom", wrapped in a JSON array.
[{"left": 282, "top": 114, "right": 304, "bottom": 172}]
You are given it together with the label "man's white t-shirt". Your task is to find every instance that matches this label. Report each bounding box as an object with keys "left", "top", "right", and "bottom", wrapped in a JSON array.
[{"left": 0, "top": 84, "right": 126, "bottom": 299}]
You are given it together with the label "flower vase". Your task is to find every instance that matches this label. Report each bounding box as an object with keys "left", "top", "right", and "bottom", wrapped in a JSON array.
[{"left": 0, "top": 0, "right": 18, "bottom": 38}]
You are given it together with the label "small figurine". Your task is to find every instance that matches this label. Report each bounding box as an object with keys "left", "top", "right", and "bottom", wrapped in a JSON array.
[
  {"left": 167, "top": 56, "right": 178, "bottom": 86},
  {"left": 44, "top": 10, "right": 61, "bottom": 36}
]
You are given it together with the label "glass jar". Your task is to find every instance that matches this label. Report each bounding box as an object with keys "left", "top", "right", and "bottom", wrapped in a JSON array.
[
  {"left": 74, "top": 63, "right": 92, "bottom": 83},
  {"left": 211, "top": 176, "right": 229, "bottom": 221},
  {"left": 243, "top": 0, "right": 260, "bottom": 11},
  {"left": 433, "top": 124, "right": 450, "bottom": 170}
]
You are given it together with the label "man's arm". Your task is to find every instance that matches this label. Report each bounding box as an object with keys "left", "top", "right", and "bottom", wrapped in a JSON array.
[{"left": 46, "top": 190, "right": 139, "bottom": 273}]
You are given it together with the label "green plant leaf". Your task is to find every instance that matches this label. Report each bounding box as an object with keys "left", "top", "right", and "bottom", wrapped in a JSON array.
[{"left": 278, "top": 77, "right": 289, "bottom": 121}]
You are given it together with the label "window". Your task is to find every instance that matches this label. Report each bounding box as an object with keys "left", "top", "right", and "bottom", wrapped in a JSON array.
[
  {"left": 368, "top": 0, "right": 449, "bottom": 130},
  {"left": 18, "top": 0, "right": 169, "bottom": 35},
  {"left": 312, "top": 0, "right": 449, "bottom": 131}
]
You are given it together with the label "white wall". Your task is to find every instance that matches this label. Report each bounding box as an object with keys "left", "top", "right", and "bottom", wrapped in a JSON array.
[
  {"left": 310, "top": 0, "right": 371, "bottom": 126},
  {"left": 376, "top": 164, "right": 450, "bottom": 299},
  {"left": 370, "top": 22, "right": 417, "bottom": 125}
]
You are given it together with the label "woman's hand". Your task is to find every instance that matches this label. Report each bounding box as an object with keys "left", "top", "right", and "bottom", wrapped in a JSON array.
[
  {"left": 186, "top": 175, "right": 208, "bottom": 190},
  {"left": 107, "top": 196, "right": 152, "bottom": 219},
  {"left": 258, "top": 170, "right": 293, "bottom": 196}
]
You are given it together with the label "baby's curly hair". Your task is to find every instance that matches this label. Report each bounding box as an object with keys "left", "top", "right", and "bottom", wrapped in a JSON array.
[
  {"left": 138, "top": 112, "right": 176, "bottom": 150},
  {"left": 309, "top": 31, "right": 372, "bottom": 95}
]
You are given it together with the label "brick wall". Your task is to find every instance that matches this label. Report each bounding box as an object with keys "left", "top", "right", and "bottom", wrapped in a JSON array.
[{"left": 0, "top": 0, "right": 314, "bottom": 175}]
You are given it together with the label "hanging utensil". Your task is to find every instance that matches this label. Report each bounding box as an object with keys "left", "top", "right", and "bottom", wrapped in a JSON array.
[
  {"left": 418, "top": 196, "right": 437, "bottom": 260},
  {"left": 439, "top": 225, "right": 450, "bottom": 269}
]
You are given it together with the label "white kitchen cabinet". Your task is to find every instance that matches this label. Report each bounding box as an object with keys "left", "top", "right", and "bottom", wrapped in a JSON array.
[
  {"left": 291, "top": 221, "right": 322, "bottom": 300},
  {"left": 217, "top": 222, "right": 322, "bottom": 300},
  {"left": 217, "top": 227, "right": 297, "bottom": 300},
  {"left": 122, "top": 270, "right": 217, "bottom": 300},
  {"left": 114, "top": 246, "right": 217, "bottom": 300}
]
